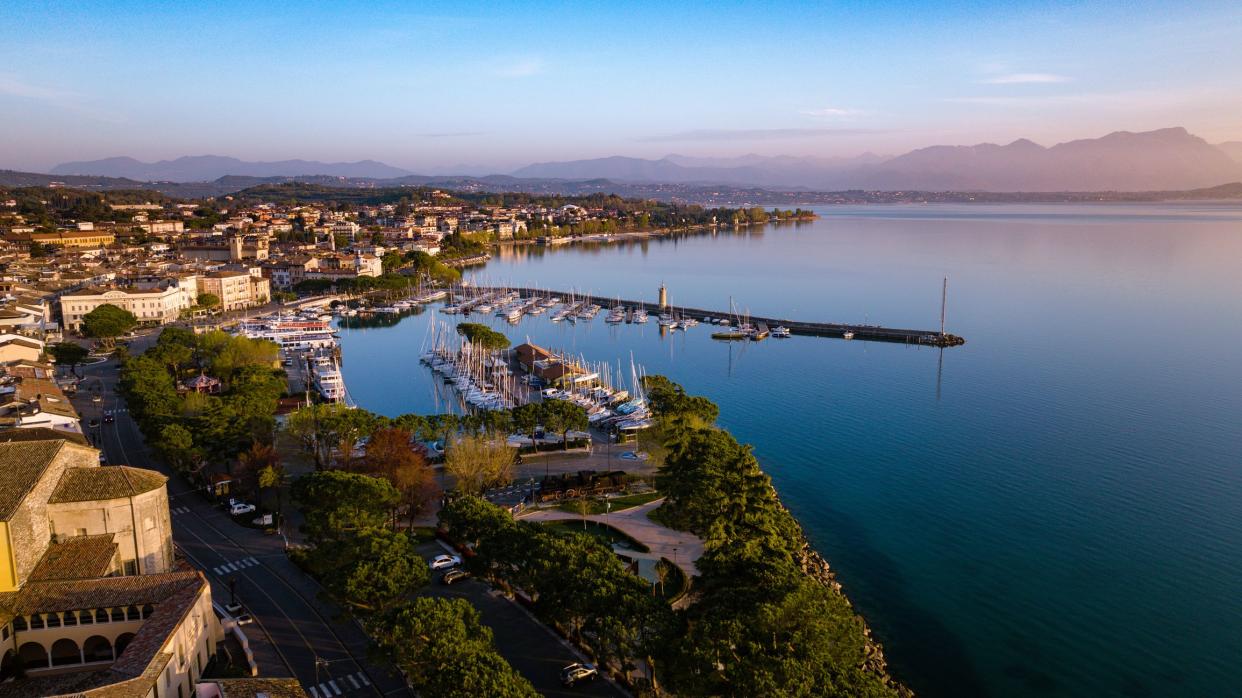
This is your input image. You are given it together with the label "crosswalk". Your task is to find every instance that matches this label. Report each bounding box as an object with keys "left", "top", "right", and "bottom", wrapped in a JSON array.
[
  {"left": 211, "top": 556, "right": 260, "bottom": 575},
  {"left": 308, "top": 671, "right": 371, "bottom": 697},
  {"left": 171, "top": 505, "right": 191, "bottom": 515}
]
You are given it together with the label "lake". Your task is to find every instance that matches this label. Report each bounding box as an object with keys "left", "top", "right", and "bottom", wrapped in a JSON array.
[{"left": 336, "top": 203, "right": 1242, "bottom": 698}]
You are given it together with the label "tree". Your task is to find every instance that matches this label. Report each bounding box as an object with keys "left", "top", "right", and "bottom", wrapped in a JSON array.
[
  {"left": 444, "top": 434, "right": 515, "bottom": 495},
  {"left": 373, "top": 598, "right": 538, "bottom": 698},
  {"left": 257, "top": 462, "right": 286, "bottom": 520},
  {"left": 292, "top": 470, "right": 400, "bottom": 542},
  {"left": 48, "top": 342, "right": 89, "bottom": 376},
  {"left": 511, "top": 403, "right": 542, "bottom": 453},
  {"left": 310, "top": 528, "right": 428, "bottom": 613},
  {"left": 196, "top": 292, "right": 221, "bottom": 309},
  {"left": 236, "top": 441, "right": 279, "bottom": 502},
  {"left": 540, "top": 400, "right": 588, "bottom": 450},
  {"left": 82, "top": 304, "right": 137, "bottom": 347},
  {"left": 455, "top": 322, "right": 511, "bottom": 352},
  {"left": 364, "top": 427, "right": 438, "bottom": 525}
]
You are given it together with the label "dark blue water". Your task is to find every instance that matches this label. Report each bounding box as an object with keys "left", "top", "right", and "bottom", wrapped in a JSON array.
[{"left": 337, "top": 204, "right": 1242, "bottom": 698}]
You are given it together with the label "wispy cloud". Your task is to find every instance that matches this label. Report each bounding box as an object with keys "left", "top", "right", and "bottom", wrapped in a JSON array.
[
  {"left": 494, "top": 58, "right": 544, "bottom": 78},
  {"left": 0, "top": 73, "right": 124, "bottom": 123},
  {"left": 800, "top": 107, "right": 868, "bottom": 119},
  {"left": 980, "top": 73, "right": 1071, "bottom": 85},
  {"left": 638, "top": 128, "right": 882, "bottom": 142}
]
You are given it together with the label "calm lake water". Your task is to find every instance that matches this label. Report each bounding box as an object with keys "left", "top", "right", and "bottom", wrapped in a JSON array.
[{"left": 337, "top": 204, "right": 1242, "bottom": 698}]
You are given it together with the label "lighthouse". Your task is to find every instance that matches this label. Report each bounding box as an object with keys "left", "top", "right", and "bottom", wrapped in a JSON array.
[{"left": 658, "top": 283, "right": 668, "bottom": 309}]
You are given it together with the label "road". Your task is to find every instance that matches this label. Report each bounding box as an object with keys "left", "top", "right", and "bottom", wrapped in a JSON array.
[
  {"left": 74, "top": 348, "right": 410, "bottom": 698},
  {"left": 417, "top": 542, "right": 628, "bottom": 698}
]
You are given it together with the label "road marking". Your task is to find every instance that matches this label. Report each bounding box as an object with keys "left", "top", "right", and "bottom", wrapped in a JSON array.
[
  {"left": 309, "top": 687, "right": 321, "bottom": 698},
  {"left": 328, "top": 679, "right": 342, "bottom": 695},
  {"left": 347, "top": 674, "right": 360, "bottom": 689},
  {"left": 356, "top": 672, "right": 370, "bottom": 686}
]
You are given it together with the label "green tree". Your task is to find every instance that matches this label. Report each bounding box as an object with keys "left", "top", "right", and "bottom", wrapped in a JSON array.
[
  {"left": 82, "top": 303, "right": 137, "bottom": 347},
  {"left": 540, "top": 400, "right": 588, "bottom": 450},
  {"left": 48, "top": 342, "right": 89, "bottom": 376},
  {"left": 455, "top": 323, "right": 511, "bottom": 351},
  {"left": 511, "top": 403, "right": 543, "bottom": 453},
  {"left": 310, "top": 528, "right": 428, "bottom": 612},
  {"left": 373, "top": 598, "right": 538, "bottom": 698},
  {"left": 196, "top": 292, "right": 221, "bottom": 309},
  {"left": 444, "top": 434, "right": 515, "bottom": 495},
  {"left": 292, "top": 470, "right": 400, "bottom": 542}
]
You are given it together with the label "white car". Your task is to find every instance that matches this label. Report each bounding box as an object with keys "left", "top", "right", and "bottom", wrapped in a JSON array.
[
  {"left": 229, "top": 502, "right": 256, "bottom": 516},
  {"left": 235, "top": 613, "right": 254, "bottom": 626},
  {"left": 429, "top": 554, "right": 461, "bottom": 570}
]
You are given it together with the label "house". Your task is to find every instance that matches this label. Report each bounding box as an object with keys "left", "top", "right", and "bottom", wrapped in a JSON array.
[
  {"left": 0, "top": 334, "right": 45, "bottom": 363},
  {"left": 0, "top": 377, "right": 82, "bottom": 434}
]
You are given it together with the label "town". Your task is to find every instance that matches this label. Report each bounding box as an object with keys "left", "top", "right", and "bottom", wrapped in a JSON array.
[{"left": 0, "top": 181, "right": 880, "bottom": 698}]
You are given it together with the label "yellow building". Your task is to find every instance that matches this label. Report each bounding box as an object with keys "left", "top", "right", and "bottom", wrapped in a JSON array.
[{"left": 29, "top": 231, "right": 117, "bottom": 249}]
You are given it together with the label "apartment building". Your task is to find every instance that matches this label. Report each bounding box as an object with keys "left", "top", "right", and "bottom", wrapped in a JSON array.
[{"left": 198, "top": 271, "right": 270, "bottom": 311}]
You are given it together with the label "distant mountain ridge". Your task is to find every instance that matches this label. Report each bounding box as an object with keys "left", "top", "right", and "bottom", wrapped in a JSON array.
[
  {"left": 514, "top": 128, "right": 1242, "bottom": 192},
  {"left": 50, "top": 155, "right": 412, "bottom": 181},
  {"left": 27, "top": 127, "right": 1242, "bottom": 194}
]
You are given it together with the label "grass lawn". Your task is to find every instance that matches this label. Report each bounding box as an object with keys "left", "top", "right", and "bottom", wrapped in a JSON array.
[
  {"left": 542, "top": 520, "right": 651, "bottom": 553},
  {"left": 555, "top": 491, "right": 663, "bottom": 516}
]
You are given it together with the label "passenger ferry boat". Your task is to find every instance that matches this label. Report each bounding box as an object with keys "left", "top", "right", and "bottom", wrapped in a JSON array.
[
  {"left": 236, "top": 315, "right": 337, "bottom": 351},
  {"left": 311, "top": 355, "right": 347, "bottom": 402}
]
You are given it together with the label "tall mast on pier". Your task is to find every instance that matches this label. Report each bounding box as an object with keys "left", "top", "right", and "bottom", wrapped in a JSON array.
[{"left": 940, "top": 276, "right": 948, "bottom": 337}]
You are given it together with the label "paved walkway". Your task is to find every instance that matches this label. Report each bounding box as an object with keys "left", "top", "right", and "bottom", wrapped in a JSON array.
[{"left": 518, "top": 499, "right": 703, "bottom": 578}]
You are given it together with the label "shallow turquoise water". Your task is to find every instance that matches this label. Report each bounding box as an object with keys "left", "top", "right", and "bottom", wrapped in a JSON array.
[{"left": 336, "top": 204, "right": 1242, "bottom": 698}]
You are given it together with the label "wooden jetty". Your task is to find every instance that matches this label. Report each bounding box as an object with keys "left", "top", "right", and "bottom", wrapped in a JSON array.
[{"left": 462, "top": 286, "right": 966, "bottom": 347}]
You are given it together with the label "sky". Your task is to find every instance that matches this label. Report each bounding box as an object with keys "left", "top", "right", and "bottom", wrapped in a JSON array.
[{"left": 2, "top": 0, "right": 1241, "bottom": 173}]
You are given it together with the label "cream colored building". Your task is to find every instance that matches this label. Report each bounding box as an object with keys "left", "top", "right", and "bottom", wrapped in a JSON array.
[
  {"left": 198, "top": 271, "right": 269, "bottom": 311},
  {"left": 60, "top": 281, "right": 197, "bottom": 330},
  {"left": 0, "top": 435, "right": 224, "bottom": 697}
]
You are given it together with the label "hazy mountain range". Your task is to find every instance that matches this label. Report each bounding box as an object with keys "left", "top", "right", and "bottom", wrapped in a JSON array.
[
  {"left": 40, "top": 127, "right": 1242, "bottom": 192},
  {"left": 50, "top": 155, "right": 412, "bottom": 181}
]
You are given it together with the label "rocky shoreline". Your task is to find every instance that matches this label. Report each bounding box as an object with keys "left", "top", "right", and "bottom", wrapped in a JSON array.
[{"left": 783, "top": 500, "right": 915, "bottom": 697}]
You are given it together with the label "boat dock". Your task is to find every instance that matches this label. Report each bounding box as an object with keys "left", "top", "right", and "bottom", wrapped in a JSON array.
[{"left": 463, "top": 286, "right": 966, "bottom": 347}]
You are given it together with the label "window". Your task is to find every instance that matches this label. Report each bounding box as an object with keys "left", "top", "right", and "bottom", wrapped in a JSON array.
[
  {"left": 46, "top": 613, "right": 60, "bottom": 628},
  {"left": 95, "top": 609, "right": 109, "bottom": 623},
  {"left": 12, "top": 616, "right": 26, "bottom": 631},
  {"left": 124, "top": 559, "right": 138, "bottom": 575},
  {"left": 63, "top": 611, "right": 77, "bottom": 626},
  {"left": 29, "top": 614, "right": 44, "bottom": 630}
]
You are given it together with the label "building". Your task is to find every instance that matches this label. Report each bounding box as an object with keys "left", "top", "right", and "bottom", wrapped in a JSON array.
[
  {"left": 60, "top": 283, "right": 197, "bottom": 330},
  {"left": 0, "top": 437, "right": 224, "bottom": 696},
  {"left": 29, "top": 231, "right": 117, "bottom": 249},
  {"left": 0, "top": 377, "right": 82, "bottom": 434},
  {"left": 0, "top": 334, "right": 44, "bottom": 364},
  {"left": 198, "top": 271, "right": 270, "bottom": 311}
]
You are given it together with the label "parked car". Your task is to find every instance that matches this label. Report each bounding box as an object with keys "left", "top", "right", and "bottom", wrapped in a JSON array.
[
  {"left": 103, "top": 410, "right": 115, "bottom": 423},
  {"left": 225, "top": 601, "right": 244, "bottom": 615},
  {"left": 229, "top": 502, "right": 256, "bottom": 516},
  {"left": 560, "top": 663, "right": 598, "bottom": 687},
  {"left": 235, "top": 613, "right": 254, "bottom": 626},
  {"left": 88, "top": 418, "right": 100, "bottom": 429},
  {"left": 429, "top": 554, "right": 461, "bottom": 570},
  {"left": 441, "top": 569, "right": 469, "bottom": 585}
]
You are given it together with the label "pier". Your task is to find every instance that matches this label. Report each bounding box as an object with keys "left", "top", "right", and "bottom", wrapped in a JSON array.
[{"left": 463, "top": 286, "right": 966, "bottom": 347}]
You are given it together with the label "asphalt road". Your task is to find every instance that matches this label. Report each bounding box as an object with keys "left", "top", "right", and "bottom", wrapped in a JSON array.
[
  {"left": 74, "top": 351, "right": 410, "bottom": 698},
  {"left": 418, "top": 542, "right": 628, "bottom": 698}
]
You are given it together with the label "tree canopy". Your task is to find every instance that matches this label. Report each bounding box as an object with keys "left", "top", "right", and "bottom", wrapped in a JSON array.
[
  {"left": 82, "top": 304, "right": 137, "bottom": 344},
  {"left": 455, "top": 322, "right": 511, "bottom": 351}
]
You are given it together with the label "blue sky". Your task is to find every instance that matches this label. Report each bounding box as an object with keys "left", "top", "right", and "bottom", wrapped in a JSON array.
[{"left": 2, "top": 0, "right": 1240, "bottom": 172}]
